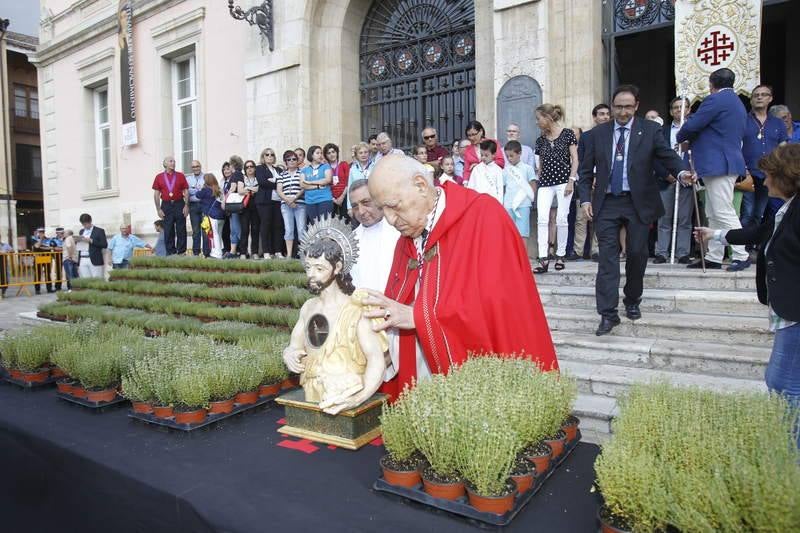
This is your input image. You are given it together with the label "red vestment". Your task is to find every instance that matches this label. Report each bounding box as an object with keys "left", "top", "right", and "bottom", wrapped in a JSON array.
[{"left": 381, "top": 183, "right": 558, "bottom": 398}]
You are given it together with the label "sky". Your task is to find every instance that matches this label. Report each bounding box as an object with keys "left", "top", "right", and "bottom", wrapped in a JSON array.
[{"left": 0, "top": 0, "right": 41, "bottom": 38}]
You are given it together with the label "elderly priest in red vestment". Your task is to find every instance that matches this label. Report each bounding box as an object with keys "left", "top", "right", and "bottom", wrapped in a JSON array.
[{"left": 363, "top": 154, "right": 558, "bottom": 398}]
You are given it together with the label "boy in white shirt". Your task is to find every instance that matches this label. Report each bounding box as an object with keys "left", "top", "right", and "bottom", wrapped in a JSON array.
[{"left": 466, "top": 139, "right": 503, "bottom": 203}]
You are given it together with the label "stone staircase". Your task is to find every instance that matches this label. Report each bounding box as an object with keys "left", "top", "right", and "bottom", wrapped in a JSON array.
[{"left": 536, "top": 262, "right": 770, "bottom": 444}]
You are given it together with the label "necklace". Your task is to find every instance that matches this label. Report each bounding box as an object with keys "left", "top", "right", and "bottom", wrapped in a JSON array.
[
  {"left": 416, "top": 188, "right": 441, "bottom": 269},
  {"left": 753, "top": 114, "right": 766, "bottom": 141}
]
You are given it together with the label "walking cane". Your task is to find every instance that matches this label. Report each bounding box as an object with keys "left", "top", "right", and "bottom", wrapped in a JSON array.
[{"left": 687, "top": 150, "right": 706, "bottom": 273}]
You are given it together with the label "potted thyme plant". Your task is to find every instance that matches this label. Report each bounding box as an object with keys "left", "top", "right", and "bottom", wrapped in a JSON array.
[{"left": 379, "top": 389, "right": 421, "bottom": 488}]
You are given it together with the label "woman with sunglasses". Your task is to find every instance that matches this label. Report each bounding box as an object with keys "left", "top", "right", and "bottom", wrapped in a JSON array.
[
  {"left": 221, "top": 160, "right": 243, "bottom": 259},
  {"left": 278, "top": 150, "right": 306, "bottom": 258},
  {"left": 301, "top": 145, "right": 333, "bottom": 222},
  {"left": 255, "top": 148, "right": 285, "bottom": 258},
  {"left": 239, "top": 159, "right": 260, "bottom": 258}
]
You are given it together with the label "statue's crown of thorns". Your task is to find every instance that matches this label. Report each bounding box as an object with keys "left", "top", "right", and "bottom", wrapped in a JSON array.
[{"left": 299, "top": 215, "right": 359, "bottom": 274}]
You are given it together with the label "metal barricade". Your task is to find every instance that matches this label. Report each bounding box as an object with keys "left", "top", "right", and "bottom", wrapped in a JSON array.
[
  {"left": 133, "top": 248, "right": 153, "bottom": 257},
  {"left": 0, "top": 252, "right": 67, "bottom": 297}
]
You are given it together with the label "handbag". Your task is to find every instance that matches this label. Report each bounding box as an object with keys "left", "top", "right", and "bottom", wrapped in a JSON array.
[
  {"left": 242, "top": 192, "right": 252, "bottom": 208},
  {"left": 734, "top": 174, "right": 754, "bottom": 193},
  {"left": 224, "top": 192, "right": 244, "bottom": 214}
]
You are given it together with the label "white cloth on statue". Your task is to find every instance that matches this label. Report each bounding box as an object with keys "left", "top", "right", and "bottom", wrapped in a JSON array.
[
  {"left": 384, "top": 187, "right": 446, "bottom": 383},
  {"left": 466, "top": 161, "right": 503, "bottom": 203},
  {"left": 351, "top": 217, "right": 400, "bottom": 293}
]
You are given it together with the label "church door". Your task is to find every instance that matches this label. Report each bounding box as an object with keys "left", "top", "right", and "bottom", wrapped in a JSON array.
[{"left": 359, "top": 0, "right": 476, "bottom": 151}]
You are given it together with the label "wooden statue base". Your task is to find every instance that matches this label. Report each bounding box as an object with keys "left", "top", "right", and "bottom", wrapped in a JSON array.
[{"left": 275, "top": 389, "right": 387, "bottom": 450}]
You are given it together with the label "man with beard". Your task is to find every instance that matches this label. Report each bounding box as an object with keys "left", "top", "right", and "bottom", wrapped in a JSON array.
[{"left": 282, "top": 216, "right": 388, "bottom": 415}]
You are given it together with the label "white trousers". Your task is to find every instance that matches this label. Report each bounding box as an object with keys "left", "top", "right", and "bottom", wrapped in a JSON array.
[
  {"left": 209, "top": 219, "right": 224, "bottom": 259},
  {"left": 78, "top": 260, "right": 104, "bottom": 279},
  {"left": 537, "top": 183, "right": 573, "bottom": 258},
  {"left": 703, "top": 175, "right": 748, "bottom": 263}
]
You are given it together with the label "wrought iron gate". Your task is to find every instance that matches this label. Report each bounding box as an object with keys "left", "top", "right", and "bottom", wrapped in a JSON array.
[{"left": 359, "top": 0, "right": 476, "bottom": 152}]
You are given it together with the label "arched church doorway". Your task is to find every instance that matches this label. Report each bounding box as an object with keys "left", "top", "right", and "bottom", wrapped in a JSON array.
[{"left": 359, "top": 0, "right": 476, "bottom": 151}]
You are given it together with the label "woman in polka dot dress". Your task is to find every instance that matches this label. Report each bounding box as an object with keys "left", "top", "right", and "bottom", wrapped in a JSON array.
[{"left": 533, "top": 103, "right": 579, "bottom": 273}]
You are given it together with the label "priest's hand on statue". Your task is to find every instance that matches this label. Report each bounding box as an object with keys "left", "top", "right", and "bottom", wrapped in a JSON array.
[
  {"left": 283, "top": 346, "right": 307, "bottom": 373},
  {"left": 361, "top": 289, "right": 415, "bottom": 331}
]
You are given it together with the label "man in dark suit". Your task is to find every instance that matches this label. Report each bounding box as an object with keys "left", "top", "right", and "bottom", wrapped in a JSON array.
[
  {"left": 76, "top": 213, "right": 107, "bottom": 279},
  {"left": 676, "top": 67, "right": 749, "bottom": 271},
  {"left": 579, "top": 84, "right": 691, "bottom": 335}
]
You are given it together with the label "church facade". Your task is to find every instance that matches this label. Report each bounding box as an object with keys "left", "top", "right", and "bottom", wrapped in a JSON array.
[{"left": 32, "top": 0, "right": 796, "bottom": 235}]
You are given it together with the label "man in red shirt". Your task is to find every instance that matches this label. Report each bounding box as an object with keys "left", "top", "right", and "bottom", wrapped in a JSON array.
[
  {"left": 152, "top": 155, "right": 189, "bottom": 255},
  {"left": 422, "top": 127, "right": 449, "bottom": 172}
]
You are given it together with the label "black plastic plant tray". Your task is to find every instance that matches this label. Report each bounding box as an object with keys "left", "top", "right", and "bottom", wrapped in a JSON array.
[
  {"left": 2, "top": 374, "right": 60, "bottom": 390},
  {"left": 128, "top": 394, "right": 276, "bottom": 432},
  {"left": 373, "top": 431, "right": 582, "bottom": 528},
  {"left": 57, "top": 391, "right": 129, "bottom": 410}
]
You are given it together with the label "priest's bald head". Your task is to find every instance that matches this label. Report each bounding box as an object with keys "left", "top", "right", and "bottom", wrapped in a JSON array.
[{"left": 368, "top": 154, "right": 437, "bottom": 238}]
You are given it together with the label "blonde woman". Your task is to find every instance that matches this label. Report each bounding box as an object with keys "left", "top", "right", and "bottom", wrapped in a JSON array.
[
  {"left": 533, "top": 103, "right": 579, "bottom": 273},
  {"left": 347, "top": 142, "right": 373, "bottom": 210}
]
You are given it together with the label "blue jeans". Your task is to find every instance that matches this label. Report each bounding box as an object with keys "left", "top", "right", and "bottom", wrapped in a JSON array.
[
  {"left": 766, "top": 321, "right": 800, "bottom": 447},
  {"left": 740, "top": 177, "right": 769, "bottom": 229},
  {"left": 281, "top": 203, "right": 306, "bottom": 241},
  {"left": 188, "top": 201, "right": 208, "bottom": 256},
  {"left": 62, "top": 258, "right": 78, "bottom": 290},
  {"left": 228, "top": 212, "right": 241, "bottom": 245}
]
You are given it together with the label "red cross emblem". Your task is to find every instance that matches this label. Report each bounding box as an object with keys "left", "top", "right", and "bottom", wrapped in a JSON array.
[{"left": 697, "top": 29, "right": 735, "bottom": 67}]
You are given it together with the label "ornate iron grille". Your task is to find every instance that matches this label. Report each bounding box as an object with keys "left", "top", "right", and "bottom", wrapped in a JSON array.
[
  {"left": 359, "top": 0, "right": 476, "bottom": 151},
  {"left": 612, "top": 0, "right": 675, "bottom": 33}
]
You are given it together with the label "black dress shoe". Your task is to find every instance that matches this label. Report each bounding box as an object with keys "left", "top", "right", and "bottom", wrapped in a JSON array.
[
  {"left": 565, "top": 252, "right": 581, "bottom": 261},
  {"left": 687, "top": 259, "right": 721, "bottom": 269},
  {"left": 678, "top": 255, "right": 691, "bottom": 264},
  {"left": 653, "top": 255, "right": 667, "bottom": 264},
  {"left": 596, "top": 316, "right": 621, "bottom": 336},
  {"left": 625, "top": 304, "right": 642, "bottom": 321}
]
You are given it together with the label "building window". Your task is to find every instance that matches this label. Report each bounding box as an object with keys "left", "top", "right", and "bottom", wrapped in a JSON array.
[
  {"left": 14, "top": 144, "right": 43, "bottom": 193},
  {"left": 93, "top": 87, "right": 112, "bottom": 190},
  {"left": 14, "top": 85, "right": 38, "bottom": 119},
  {"left": 172, "top": 55, "right": 197, "bottom": 174}
]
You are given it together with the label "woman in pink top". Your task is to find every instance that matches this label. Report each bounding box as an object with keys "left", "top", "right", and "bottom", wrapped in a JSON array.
[{"left": 462, "top": 120, "right": 505, "bottom": 184}]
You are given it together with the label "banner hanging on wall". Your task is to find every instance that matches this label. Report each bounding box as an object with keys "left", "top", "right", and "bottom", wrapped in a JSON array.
[
  {"left": 674, "top": 0, "right": 762, "bottom": 102},
  {"left": 118, "top": 0, "right": 138, "bottom": 146}
]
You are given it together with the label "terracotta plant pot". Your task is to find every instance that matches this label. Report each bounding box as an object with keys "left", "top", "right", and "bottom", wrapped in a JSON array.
[
  {"left": 209, "top": 398, "right": 235, "bottom": 414},
  {"left": 467, "top": 486, "right": 515, "bottom": 515},
  {"left": 281, "top": 375, "right": 300, "bottom": 390},
  {"left": 598, "top": 508, "right": 632, "bottom": 533},
  {"left": 132, "top": 401, "right": 153, "bottom": 414},
  {"left": 56, "top": 380, "right": 75, "bottom": 395},
  {"left": 175, "top": 408, "right": 208, "bottom": 425},
  {"left": 422, "top": 472, "right": 465, "bottom": 501},
  {"left": 544, "top": 433, "right": 566, "bottom": 459},
  {"left": 258, "top": 382, "right": 281, "bottom": 398},
  {"left": 49, "top": 366, "right": 66, "bottom": 379},
  {"left": 234, "top": 390, "right": 259, "bottom": 405},
  {"left": 525, "top": 450, "right": 551, "bottom": 476},
  {"left": 380, "top": 456, "right": 421, "bottom": 488},
  {"left": 562, "top": 416, "right": 580, "bottom": 443},
  {"left": 86, "top": 388, "right": 118, "bottom": 403},
  {"left": 8, "top": 368, "right": 23, "bottom": 380},
  {"left": 511, "top": 471, "right": 534, "bottom": 494},
  {"left": 20, "top": 369, "right": 49, "bottom": 384},
  {"left": 153, "top": 405, "right": 175, "bottom": 419},
  {"left": 71, "top": 384, "right": 88, "bottom": 399}
]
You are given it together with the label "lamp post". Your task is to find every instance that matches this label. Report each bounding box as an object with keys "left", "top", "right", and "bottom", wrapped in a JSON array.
[
  {"left": 227, "top": 1, "right": 274, "bottom": 52},
  {"left": 0, "top": 18, "right": 14, "bottom": 248}
]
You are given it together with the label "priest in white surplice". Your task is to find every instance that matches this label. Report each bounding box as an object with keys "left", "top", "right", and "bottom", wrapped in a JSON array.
[{"left": 348, "top": 179, "right": 400, "bottom": 293}]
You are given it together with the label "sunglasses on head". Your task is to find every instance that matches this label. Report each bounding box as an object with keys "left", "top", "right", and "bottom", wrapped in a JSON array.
[{"left": 423, "top": 135, "right": 436, "bottom": 140}]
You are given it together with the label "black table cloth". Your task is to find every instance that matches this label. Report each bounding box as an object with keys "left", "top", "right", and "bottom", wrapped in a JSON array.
[{"left": 0, "top": 382, "right": 601, "bottom": 532}]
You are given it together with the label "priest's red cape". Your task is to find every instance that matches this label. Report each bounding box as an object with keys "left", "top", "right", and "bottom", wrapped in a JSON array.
[{"left": 381, "top": 182, "right": 557, "bottom": 399}]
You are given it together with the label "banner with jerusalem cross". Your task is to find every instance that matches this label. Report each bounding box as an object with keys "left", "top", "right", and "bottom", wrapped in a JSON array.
[{"left": 674, "top": 0, "right": 762, "bottom": 102}]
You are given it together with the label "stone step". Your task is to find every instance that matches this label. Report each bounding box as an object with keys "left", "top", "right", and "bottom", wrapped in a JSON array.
[
  {"left": 533, "top": 263, "right": 756, "bottom": 291},
  {"left": 571, "top": 393, "right": 617, "bottom": 445},
  {"left": 552, "top": 332, "right": 770, "bottom": 381},
  {"left": 560, "top": 360, "right": 767, "bottom": 399},
  {"left": 539, "top": 285, "right": 763, "bottom": 318},
  {"left": 546, "top": 307, "right": 772, "bottom": 346}
]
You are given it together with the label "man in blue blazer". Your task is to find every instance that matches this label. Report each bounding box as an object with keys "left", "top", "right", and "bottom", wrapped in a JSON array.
[{"left": 676, "top": 68, "right": 750, "bottom": 271}]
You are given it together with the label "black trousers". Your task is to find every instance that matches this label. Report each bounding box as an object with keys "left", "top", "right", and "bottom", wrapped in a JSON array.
[
  {"left": 239, "top": 205, "right": 260, "bottom": 256},
  {"left": 257, "top": 202, "right": 284, "bottom": 256},
  {"left": 162, "top": 200, "right": 187, "bottom": 255},
  {"left": 594, "top": 194, "right": 650, "bottom": 319}
]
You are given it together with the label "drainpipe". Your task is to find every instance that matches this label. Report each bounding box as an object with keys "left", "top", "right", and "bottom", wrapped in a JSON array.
[{"left": 0, "top": 18, "right": 13, "bottom": 248}]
